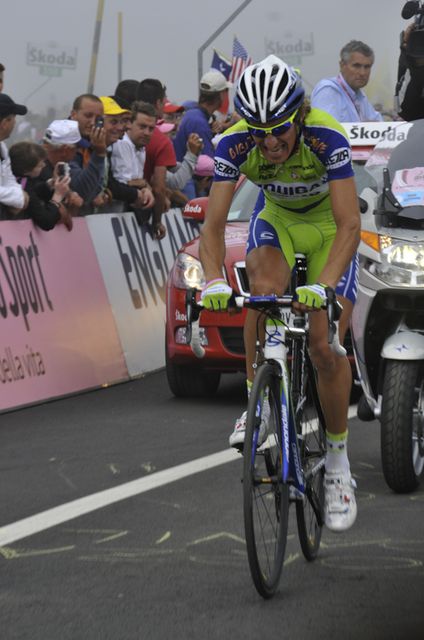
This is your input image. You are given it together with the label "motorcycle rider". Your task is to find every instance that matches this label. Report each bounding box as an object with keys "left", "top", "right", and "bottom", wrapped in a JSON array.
[{"left": 199, "top": 55, "right": 361, "bottom": 532}]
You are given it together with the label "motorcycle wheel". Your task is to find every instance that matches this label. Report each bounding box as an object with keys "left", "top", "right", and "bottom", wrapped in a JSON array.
[{"left": 381, "top": 360, "right": 424, "bottom": 493}]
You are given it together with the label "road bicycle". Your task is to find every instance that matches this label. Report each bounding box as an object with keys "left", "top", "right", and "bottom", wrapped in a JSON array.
[{"left": 185, "top": 255, "right": 345, "bottom": 598}]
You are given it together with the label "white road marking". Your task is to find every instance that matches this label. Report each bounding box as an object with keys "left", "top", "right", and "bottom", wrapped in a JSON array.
[
  {"left": 0, "top": 406, "right": 359, "bottom": 548},
  {"left": 0, "top": 449, "right": 239, "bottom": 547}
]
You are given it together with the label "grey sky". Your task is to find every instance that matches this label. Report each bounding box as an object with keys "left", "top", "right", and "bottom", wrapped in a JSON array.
[{"left": 3, "top": 0, "right": 408, "bottom": 116}]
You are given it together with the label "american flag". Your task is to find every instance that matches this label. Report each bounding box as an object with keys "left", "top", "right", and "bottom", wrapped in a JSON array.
[{"left": 229, "top": 37, "right": 252, "bottom": 84}]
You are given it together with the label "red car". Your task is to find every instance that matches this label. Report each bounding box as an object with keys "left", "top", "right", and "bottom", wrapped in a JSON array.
[
  {"left": 165, "top": 123, "right": 389, "bottom": 397},
  {"left": 165, "top": 178, "right": 256, "bottom": 397}
]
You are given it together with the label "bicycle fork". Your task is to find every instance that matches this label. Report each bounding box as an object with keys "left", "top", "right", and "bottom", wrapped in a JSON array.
[{"left": 264, "top": 317, "right": 305, "bottom": 494}]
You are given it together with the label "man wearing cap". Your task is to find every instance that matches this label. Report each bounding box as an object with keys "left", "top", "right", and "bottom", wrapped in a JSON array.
[
  {"left": 0, "top": 93, "right": 29, "bottom": 217},
  {"left": 95, "top": 96, "right": 153, "bottom": 214},
  {"left": 162, "top": 100, "right": 184, "bottom": 133},
  {"left": 173, "top": 69, "right": 232, "bottom": 163},
  {"left": 39, "top": 119, "right": 84, "bottom": 216}
]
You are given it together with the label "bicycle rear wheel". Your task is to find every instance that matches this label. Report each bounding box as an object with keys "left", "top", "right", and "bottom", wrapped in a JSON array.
[
  {"left": 294, "top": 353, "right": 326, "bottom": 561},
  {"left": 243, "top": 362, "right": 289, "bottom": 599}
]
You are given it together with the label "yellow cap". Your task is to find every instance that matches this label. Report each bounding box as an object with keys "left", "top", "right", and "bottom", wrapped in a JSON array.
[{"left": 99, "top": 96, "right": 130, "bottom": 116}]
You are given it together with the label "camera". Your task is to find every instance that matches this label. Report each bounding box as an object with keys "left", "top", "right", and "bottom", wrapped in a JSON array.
[
  {"left": 402, "top": 1, "right": 424, "bottom": 58},
  {"left": 56, "top": 162, "right": 70, "bottom": 178},
  {"left": 402, "top": 1, "right": 424, "bottom": 26},
  {"left": 94, "top": 116, "right": 104, "bottom": 128},
  {"left": 396, "top": 1, "right": 424, "bottom": 120}
]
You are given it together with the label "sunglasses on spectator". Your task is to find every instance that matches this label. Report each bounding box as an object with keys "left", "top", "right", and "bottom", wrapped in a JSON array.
[{"left": 246, "top": 109, "right": 299, "bottom": 139}]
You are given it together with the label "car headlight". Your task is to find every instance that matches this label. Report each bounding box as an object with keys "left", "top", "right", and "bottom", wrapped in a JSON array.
[
  {"left": 172, "top": 253, "right": 205, "bottom": 289},
  {"left": 366, "top": 242, "right": 424, "bottom": 286}
]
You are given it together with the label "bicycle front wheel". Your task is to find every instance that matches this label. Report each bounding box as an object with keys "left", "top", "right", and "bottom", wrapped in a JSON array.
[
  {"left": 243, "top": 362, "right": 289, "bottom": 599},
  {"left": 294, "top": 354, "right": 326, "bottom": 561}
]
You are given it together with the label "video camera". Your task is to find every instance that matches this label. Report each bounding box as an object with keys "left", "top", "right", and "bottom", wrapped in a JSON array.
[
  {"left": 402, "top": 1, "right": 424, "bottom": 59},
  {"left": 402, "top": 1, "right": 424, "bottom": 24}
]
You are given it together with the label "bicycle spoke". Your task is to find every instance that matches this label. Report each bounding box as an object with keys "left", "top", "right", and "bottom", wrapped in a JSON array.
[
  {"left": 244, "top": 364, "right": 289, "bottom": 599},
  {"left": 294, "top": 355, "right": 326, "bottom": 560}
]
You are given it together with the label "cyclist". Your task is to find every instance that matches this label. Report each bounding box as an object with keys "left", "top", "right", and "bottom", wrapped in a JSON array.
[{"left": 199, "top": 55, "right": 360, "bottom": 532}]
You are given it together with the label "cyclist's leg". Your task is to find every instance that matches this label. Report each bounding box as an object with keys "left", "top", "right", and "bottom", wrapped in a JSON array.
[
  {"left": 306, "top": 247, "right": 358, "bottom": 437},
  {"left": 307, "top": 259, "right": 358, "bottom": 531},
  {"left": 308, "top": 300, "right": 353, "bottom": 437},
  {"left": 300, "top": 222, "right": 358, "bottom": 531}
]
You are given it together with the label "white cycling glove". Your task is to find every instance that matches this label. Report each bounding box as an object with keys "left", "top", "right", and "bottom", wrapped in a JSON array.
[
  {"left": 295, "top": 283, "right": 328, "bottom": 308},
  {"left": 201, "top": 278, "right": 232, "bottom": 311}
]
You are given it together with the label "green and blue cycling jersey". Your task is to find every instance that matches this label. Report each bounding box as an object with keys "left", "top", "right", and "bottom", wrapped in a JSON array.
[{"left": 213, "top": 108, "right": 358, "bottom": 303}]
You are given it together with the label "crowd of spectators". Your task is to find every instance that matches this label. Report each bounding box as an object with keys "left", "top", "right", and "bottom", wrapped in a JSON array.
[
  {"left": 0, "top": 45, "right": 404, "bottom": 237},
  {"left": 0, "top": 66, "right": 229, "bottom": 237}
]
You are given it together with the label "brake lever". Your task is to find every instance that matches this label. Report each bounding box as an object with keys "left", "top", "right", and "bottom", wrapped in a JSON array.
[{"left": 185, "top": 288, "right": 202, "bottom": 345}]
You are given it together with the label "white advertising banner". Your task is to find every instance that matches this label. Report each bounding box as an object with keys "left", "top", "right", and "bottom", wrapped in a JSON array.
[{"left": 86, "top": 210, "right": 200, "bottom": 377}]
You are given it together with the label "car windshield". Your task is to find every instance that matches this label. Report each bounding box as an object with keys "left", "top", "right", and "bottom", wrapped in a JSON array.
[
  {"left": 225, "top": 161, "right": 375, "bottom": 223},
  {"left": 227, "top": 180, "right": 260, "bottom": 222}
]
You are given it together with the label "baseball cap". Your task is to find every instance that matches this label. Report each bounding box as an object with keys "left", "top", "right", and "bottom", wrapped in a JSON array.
[
  {"left": 0, "top": 93, "right": 27, "bottom": 117},
  {"left": 43, "top": 120, "right": 81, "bottom": 145},
  {"left": 200, "top": 70, "right": 232, "bottom": 93},
  {"left": 163, "top": 99, "right": 184, "bottom": 114},
  {"left": 194, "top": 154, "right": 215, "bottom": 177},
  {"left": 100, "top": 96, "right": 130, "bottom": 116}
]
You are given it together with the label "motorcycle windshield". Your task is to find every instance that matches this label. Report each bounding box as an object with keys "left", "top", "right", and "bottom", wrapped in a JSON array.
[{"left": 365, "top": 119, "right": 424, "bottom": 211}]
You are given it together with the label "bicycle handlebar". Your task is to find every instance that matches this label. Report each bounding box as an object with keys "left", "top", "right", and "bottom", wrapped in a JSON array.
[{"left": 185, "top": 289, "right": 346, "bottom": 359}]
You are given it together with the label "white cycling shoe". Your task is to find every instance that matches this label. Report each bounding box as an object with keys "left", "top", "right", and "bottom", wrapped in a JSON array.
[
  {"left": 229, "top": 402, "right": 270, "bottom": 449},
  {"left": 229, "top": 411, "right": 248, "bottom": 448},
  {"left": 324, "top": 471, "right": 357, "bottom": 532}
]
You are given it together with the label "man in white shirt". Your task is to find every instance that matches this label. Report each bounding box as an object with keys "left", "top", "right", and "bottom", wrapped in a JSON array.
[
  {"left": 311, "top": 40, "right": 383, "bottom": 123},
  {"left": 112, "top": 101, "right": 156, "bottom": 202},
  {"left": 0, "top": 93, "right": 29, "bottom": 216}
]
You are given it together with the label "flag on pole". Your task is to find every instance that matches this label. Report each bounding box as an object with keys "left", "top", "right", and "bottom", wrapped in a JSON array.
[
  {"left": 229, "top": 37, "right": 252, "bottom": 84},
  {"left": 211, "top": 49, "right": 232, "bottom": 80}
]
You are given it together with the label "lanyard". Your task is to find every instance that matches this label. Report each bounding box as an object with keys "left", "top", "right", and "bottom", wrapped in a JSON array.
[{"left": 337, "top": 75, "right": 362, "bottom": 119}]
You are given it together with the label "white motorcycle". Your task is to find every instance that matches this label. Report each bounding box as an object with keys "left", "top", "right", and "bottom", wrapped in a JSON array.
[{"left": 351, "top": 119, "right": 424, "bottom": 493}]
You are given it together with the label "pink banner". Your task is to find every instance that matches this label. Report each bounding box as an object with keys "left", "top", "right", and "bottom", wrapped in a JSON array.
[{"left": 0, "top": 220, "right": 128, "bottom": 411}]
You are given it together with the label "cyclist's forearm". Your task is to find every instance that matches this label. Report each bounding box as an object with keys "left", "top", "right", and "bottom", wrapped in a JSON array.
[
  {"left": 199, "top": 181, "right": 235, "bottom": 282},
  {"left": 199, "top": 224, "right": 226, "bottom": 281},
  {"left": 321, "top": 177, "right": 360, "bottom": 287},
  {"left": 319, "top": 228, "right": 360, "bottom": 288}
]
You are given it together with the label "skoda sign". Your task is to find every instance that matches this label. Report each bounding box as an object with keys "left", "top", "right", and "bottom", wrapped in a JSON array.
[
  {"left": 26, "top": 42, "right": 77, "bottom": 77},
  {"left": 264, "top": 31, "right": 314, "bottom": 67}
]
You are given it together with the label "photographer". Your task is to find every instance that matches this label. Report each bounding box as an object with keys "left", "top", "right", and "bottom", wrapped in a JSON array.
[
  {"left": 38, "top": 120, "right": 83, "bottom": 217},
  {"left": 396, "top": 1, "right": 424, "bottom": 120},
  {"left": 8, "top": 142, "right": 73, "bottom": 231}
]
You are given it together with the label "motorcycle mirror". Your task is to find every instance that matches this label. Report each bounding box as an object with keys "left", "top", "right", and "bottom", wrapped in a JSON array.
[{"left": 358, "top": 197, "right": 369, "bottom": 214}]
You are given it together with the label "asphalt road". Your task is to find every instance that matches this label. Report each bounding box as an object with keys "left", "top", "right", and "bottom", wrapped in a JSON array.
[{"left": 1, "top": 371, "right": 423, "bottom": 640}]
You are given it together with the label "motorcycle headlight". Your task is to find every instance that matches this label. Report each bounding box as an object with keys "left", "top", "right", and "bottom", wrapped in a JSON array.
[
  {"left": 172, "top": 253, "right": 205, "bottom": 289},
  {"left": 367, "top": 242, "right": 424, "bottom": 286}
]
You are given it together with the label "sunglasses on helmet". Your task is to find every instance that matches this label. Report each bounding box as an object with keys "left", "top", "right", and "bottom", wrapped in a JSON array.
[{"left": 246, "top": 109, "right": 299, "bottom": 139}]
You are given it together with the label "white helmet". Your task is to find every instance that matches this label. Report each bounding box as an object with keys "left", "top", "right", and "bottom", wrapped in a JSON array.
[{"left": 234, "top": 54, "right": 304, "bottom": 124}]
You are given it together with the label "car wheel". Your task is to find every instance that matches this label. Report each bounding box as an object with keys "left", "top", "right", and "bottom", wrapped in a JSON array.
[{"left": 166, "top": 350, "right": 221, "bottom": 398}]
